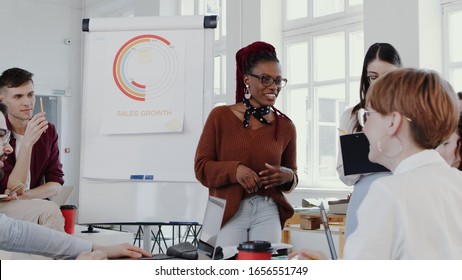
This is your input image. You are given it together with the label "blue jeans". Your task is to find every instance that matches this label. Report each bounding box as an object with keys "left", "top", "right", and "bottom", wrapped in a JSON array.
[{"left": 215, "top": 196, "right": 281, "bottom": 247}]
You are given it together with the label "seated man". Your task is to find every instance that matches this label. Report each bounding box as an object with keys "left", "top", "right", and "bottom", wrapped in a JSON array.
[
  {"left": 0, "top": 68, "right": 64, "bottom": 231},
  {"left": 0, "top": 212, "right": 152, "bottom": 260},
  {"left": 0, "top": 102, "right": 151, "bottom": 260}
]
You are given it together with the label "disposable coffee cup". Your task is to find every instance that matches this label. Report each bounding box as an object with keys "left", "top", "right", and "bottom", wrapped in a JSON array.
[
  {"left": 237, "top": 241, "right": 273, "bottom": 260},
  {"left": 60, "top": 205, "right": 77, "bottom": 234}
]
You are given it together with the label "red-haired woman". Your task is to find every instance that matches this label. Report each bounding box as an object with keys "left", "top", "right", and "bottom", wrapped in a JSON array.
[{"left": 195, "top": 41, "right": 297, "bottom": 248}]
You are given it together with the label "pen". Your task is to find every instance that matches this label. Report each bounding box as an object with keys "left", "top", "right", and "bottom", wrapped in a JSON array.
[
  {"left": 40, "top": 97, "right": 44, "bottom": 113},
  {"left": 337, "top": 128, "right": 348, "bottom": 134}
]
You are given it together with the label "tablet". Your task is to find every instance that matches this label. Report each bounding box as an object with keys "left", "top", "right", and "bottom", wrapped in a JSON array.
[{"left": 340, "top": 132, "right": 389, "bottom": 175}]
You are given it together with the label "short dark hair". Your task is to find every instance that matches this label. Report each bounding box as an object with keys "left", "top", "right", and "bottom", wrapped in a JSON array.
[{"left": 0, "top": 67, "right": 34, "bottom": 90}]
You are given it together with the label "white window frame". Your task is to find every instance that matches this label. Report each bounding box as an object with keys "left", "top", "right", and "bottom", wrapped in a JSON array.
[
  {"left": 180, "top": 0, "right": 227, "bottom": 105},
  {"left": 442, "top": 0, "right": 462, "bottom": 90},
  {"left": 282, "top": 0, "right": 363, "bottom": 190}
]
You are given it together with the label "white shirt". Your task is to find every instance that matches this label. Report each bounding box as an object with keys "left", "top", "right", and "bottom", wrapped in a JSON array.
[
  {"left": 336, "top": 107, "right": 364, "bottom": 186},
  {"left": 0, "top": 213, "right": 92, "bottom": 259},
  {"left": 344, "top": 150, "right": 462, "bottom": 259}
]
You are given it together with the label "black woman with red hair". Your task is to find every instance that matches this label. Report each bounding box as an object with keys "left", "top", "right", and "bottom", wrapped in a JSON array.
[{"left": 195, "top": 41, "right": 297, "bottom": 247}]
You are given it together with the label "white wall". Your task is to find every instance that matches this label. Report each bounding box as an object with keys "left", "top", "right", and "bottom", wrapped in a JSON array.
[
  {"left": 0, "top": 0, "right": 183, "bottom": 209},
  {"left": 364, "top": 0, "right": 443, "bottom": 71},
  {"left": 0, "top": 0, "right": 83, "bottom": 205}
]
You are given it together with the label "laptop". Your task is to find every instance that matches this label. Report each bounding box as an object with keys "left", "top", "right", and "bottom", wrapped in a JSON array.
[
  {"left": 339, "top": 132, "right": 389, "bottom": 175},
  {"left": 197, "top": 196, "right": 226, "bottom": 260},
  {"left": 140, "top": 195, "right": 226, "bottom": 260},
  {"left": 319, "top": 202, "right": 338, "bottom": 260}
]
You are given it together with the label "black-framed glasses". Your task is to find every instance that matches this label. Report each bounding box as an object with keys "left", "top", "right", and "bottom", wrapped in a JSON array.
[
  {"left": 248, "top": 73, "right": 287, "bottom": 88},
  {"left": 0, "top": 129, "right": 11, "bottom": 146}
]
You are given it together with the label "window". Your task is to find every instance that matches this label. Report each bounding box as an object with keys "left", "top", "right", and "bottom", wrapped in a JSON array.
[
  {"left": 282, "top": 0, "right": 363, "bottom": 188},
  {"left": 284, "top": 0, "right": 362, "bottom": 26},
  {"left": 443, "top": 1, "right": 462, "bottom": 92},
  {"left": 181, "top": 0, "right": 227, "bottom": 105}
]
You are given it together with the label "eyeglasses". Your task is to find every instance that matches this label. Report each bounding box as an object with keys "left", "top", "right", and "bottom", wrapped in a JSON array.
[
  {"left": 248, "top": 73, "right": 288, "bottom": 88},
  {"left": 0, "top": 129, "right": 11, "bottom": 146},
  {"left": 357, "top": 108, "right": 377, "bottom": 127},
  {"left": 358, "top": 108, "right": 412, "bottom": 127}
]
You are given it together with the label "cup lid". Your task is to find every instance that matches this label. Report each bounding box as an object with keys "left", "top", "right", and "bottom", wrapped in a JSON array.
[
  {"left": 238, "top": 241, "right": 272, "bottom": 252},
  {"left": 60, "top": 205, "right": 77, "bottom": 210}
]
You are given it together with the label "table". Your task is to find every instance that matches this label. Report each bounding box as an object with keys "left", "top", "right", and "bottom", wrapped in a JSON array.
[
  {"left": 75, "top": 225, "right": 133, "bottom": 246},
  {"left": 282, "top": 212, "right": 346, "bottom": 258},
  {"left": 82, "top": 222, "right": 201, "bottom": 252}
]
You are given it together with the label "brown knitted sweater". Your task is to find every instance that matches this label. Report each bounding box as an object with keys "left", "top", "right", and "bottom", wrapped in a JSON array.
[{"left": 194, "top": 105, "right": 297, "bottom": 228}]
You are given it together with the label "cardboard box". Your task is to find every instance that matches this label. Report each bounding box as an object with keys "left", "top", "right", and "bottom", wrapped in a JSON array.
[{"left": 299, "top": 215, "right": 321, "bottom": 230}]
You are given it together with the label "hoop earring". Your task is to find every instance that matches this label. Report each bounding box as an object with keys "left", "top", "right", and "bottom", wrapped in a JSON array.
[
  {"left": 244, "top": 85, "right": 251, "bottom": 99},
  {"left": 378, "top": 135, "right": 403, "bottom": 158}
]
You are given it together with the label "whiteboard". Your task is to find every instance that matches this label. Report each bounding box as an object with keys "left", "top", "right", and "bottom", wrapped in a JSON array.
[
  {"left": 79, "top": 16, "right": 215, "bottom": 224},
  {"left": 78, "top": 181, "right": 209, "bottom": 224}
]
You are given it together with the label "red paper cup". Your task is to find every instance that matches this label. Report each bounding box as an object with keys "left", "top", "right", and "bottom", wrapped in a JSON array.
[
  {"left": 237, "top": 241, "right": 273, "bottom": 260},
  {"left": 60, "top": 205, "right": 77, "bottom": 234}
]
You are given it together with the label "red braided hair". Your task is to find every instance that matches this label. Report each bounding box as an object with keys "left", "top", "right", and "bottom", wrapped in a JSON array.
[
  {"left": 235, "top": 41, "right": 277, "bottom": 103},
  {"left": 235, "top": 41, "right": 292, "bottom": 140}
]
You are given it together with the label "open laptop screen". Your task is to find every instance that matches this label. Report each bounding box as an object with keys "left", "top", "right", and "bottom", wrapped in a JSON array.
[{"left": 197, "top": 196, "right": 226, "bottom": 259}]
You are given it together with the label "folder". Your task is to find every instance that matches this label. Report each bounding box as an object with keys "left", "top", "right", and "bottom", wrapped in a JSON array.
[{"left": 340, "top": 132, "right": 389, "bottom": 175}]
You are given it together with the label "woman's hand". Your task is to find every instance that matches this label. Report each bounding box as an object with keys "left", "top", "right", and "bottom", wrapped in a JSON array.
[
  {"left": 236, "top": 164, "right": 261, "bottom": 194},
  {"left": 259, "top": 163, "right": 294, "bottom": 189}
]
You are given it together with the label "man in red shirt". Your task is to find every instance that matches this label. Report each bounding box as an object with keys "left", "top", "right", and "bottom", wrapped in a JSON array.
[{"left": 0, "top": 67, "right": 64, "bottom": 231}]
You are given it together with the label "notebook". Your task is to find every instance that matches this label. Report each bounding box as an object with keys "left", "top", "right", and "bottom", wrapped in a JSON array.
[
  {"left": 339, "top": 132, "right": 389, "bottom": 175},
  {"left": 319, "top": 202, "right": 338, "bottom": 260}
]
